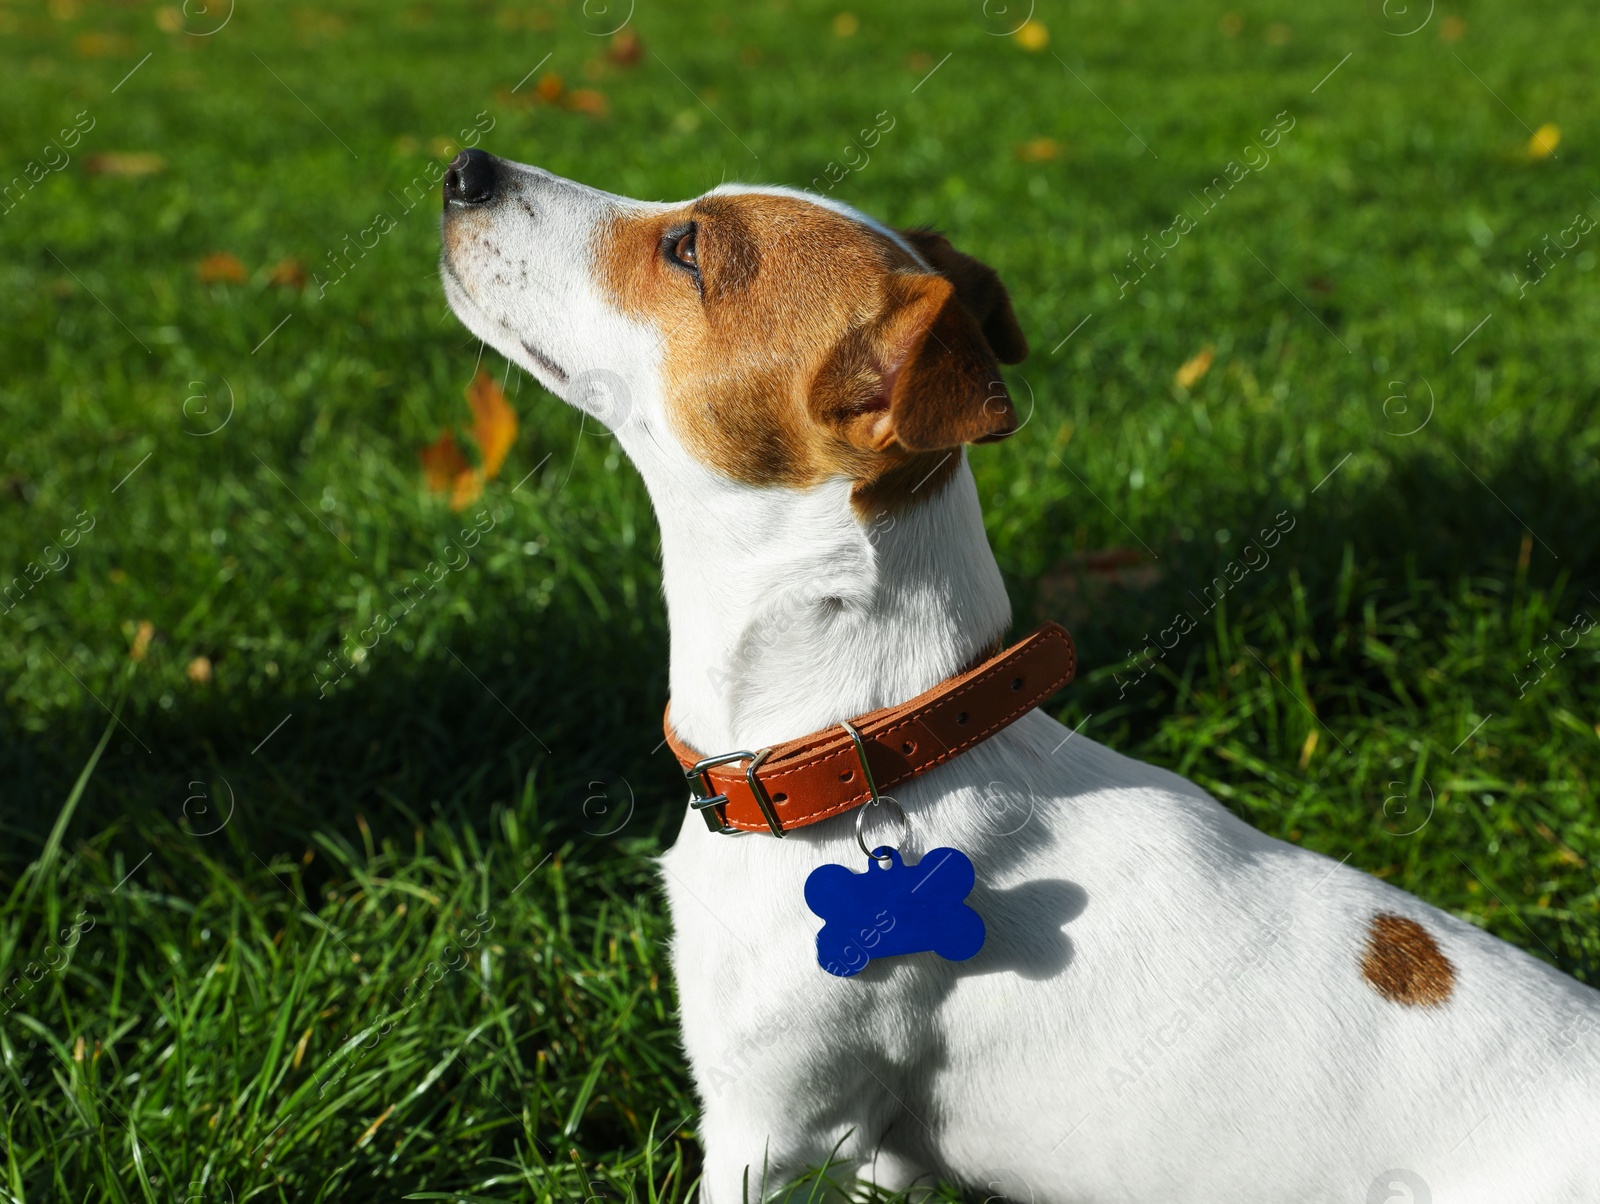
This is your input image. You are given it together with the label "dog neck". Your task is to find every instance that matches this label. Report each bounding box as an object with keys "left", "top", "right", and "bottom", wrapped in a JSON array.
[{"left": 650, "top": 452, "right": 1012, "bottom": 756}]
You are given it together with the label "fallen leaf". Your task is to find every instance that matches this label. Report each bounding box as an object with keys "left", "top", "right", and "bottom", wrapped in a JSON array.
[
  {"left": 420, "top": 429, "right": 470, "bottom": 495},
  {"left": 1264, "top": 22, "right": 1291, "bottom": 45},
  {"left": 451, "top": 468, "right": 485, "bottom": 510},
  {"left": 1219, "top": 11, "right": 1243, "bottom": 36},
  {"left": 609, "top": 29, "right": 641, "bottom": 66},
  {"left": 292, "top": 1025, "right": 313, "bottom": 1071},
  {"left": 82, "top": 152, "right": 166, "bottom": 176},
  {"left": 1298, "top": 728, "right": 1318, "bottom": 769},
  {"left": 1014, "top": 19, "right": 1049, "bottom": 50},
  {"left": 1016, "top": 137, "right": 1061, "bottom": 163},
  {"left": 1174, "top": 346, "right": 1215, "bottom": 390},
  {"left": 73, "top": 31, "right": 128, "bottom": 56},
  {"left": 906, "top": 51, "right": 933, "bottom": 72},
  {"left": 833, "top": 12, "right": 859, "bottom": 37},
  {"left": 536, "top": 72, "right": 564, "bottom": 103},
  {"left": 130, "top": 620, "right": 154, "bottom": 662},
  {"left": 154, "top": 6, "right": 181, "bottom": 31},
  {"left": 186, "top": 655, "right": 212, "bottom": 683},
  {"left": 466, "top": 368, "right": 518, "bottom": 479},
  {"left": 1527, "top": 123, "right": 1560, "bottom": 160},
  {"left": 1439, "top": 15, "right": 1466, "bottom": 41},
  {"left": 196, "top": 252, "right": 247, "bottom": 284},
  {"left": 566, "top": 88, "right": 608, "bottom": 116},
  {"left": 356, "top": 1104, "right": 395, "bottom": 1149},
  {"left": 267, "top": 258, "right": 307, "bottom": 288}
]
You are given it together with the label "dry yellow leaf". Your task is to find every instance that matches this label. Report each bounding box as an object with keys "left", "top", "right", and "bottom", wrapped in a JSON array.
[
  {"left": 186, "top": 655, "right": 213, "bottom": 683},
  {"left": 1527, "top": 123, "right": 1560, "bottom": 159},
  {"left": 466, "top": 368, "right": 518, "bottom": 480},
  {"left": 356, "top": 1104, "right": 395, "bottom": 1149},
  {"left": 1015, "top": 19, "right": 1049, "bottom": 51},
  {"left": 1174, "top": 346, "right": 1215, "bottom": 390},
  {"left": 1298, "top": 728, "right": 1319, "bottom": 769},
  {"left": 292, "top": 1026, "right": 313, "bottom": 1070},
  {"left": 73, "top": 31, "right": 128, "bottom": 56},
  {"left": 833, "top": 12, "right": 858, "bottom": 36},
  {"left": 130, "top": 620, "right": 154, "bottom": 662},
  {"left": 82, "top": 152, "right": 165, "bottom": 176}
]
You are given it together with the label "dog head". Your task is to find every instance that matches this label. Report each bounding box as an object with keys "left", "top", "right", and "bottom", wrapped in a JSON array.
[{"left": 439, "top": 150, "right": 1027, "bottom": 513}]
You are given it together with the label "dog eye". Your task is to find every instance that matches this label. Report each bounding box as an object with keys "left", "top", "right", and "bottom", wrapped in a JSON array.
[{"left": 665, "top": 224, "right": 698, "bottom": 272}]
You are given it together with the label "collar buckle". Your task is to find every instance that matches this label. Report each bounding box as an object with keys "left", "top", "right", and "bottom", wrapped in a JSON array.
[{"left": 685, "top": 747, "right": 782, "bottom": 837}]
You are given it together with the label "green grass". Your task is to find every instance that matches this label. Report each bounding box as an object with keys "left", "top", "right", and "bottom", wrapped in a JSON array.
[{"left": 2, "top": 0, "right": 1598, "bottom": 1198}]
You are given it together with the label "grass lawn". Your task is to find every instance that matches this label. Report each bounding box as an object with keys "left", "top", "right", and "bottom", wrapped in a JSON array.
[{"left": 2, "top": 0, "right": 1598, "bottom": 1198}]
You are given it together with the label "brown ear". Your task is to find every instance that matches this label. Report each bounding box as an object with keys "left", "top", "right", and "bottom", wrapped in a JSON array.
[
  {"left": 811, "top": 272, "right": 1018, "bottom": 454},
  {"left": 898, "top": 227, "right": 1029, "bottom": 364}
]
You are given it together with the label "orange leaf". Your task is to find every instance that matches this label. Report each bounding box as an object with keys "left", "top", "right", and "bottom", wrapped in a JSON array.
[
  {"left": 197, "top": 252, "right": 247, "bottom": 284},
  {"left": 566, "top": 88, "right": 608, "bottom": 116},
  {"left": 450, "top": 468, "right": 485, "bottom": 511},
  {"left": 420, "top": 428, "right": 470, "bottom": 494},
  {"left": 536, "top": 73, "right": 564, "bottom": 103},
  {"left": 267, "top": 258, "right": 307, "bottom": 288},
  {"left": 465, "top": 368, "right": 518, "bottom": 480},
  {"left": 608, "top": 29, "right": 641, "bottom": 66},
  {"left": 1016, "top": 137, "right": 1061, "bottom": 163}
]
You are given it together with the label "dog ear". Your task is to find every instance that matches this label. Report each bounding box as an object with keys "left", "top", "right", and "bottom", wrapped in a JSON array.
[
  {"left": 897, "top": 227, "right": 1029, "bottom": 365},
  {"left": 811, "top": 271, "right": 1018, "bottom": 454}
]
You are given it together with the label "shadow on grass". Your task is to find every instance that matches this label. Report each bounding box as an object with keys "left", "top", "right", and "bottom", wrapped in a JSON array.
[
  {"left": 4, "top": 433, "right": 1597, "bottom": 905},
  {"left": 0, "top": 611, "right": 678, "bottom": 891}
]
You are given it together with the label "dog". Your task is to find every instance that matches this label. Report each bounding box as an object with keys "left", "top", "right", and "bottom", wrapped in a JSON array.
[{"left": 440, "top": 148, "right": 1600, "bottom": 1203}]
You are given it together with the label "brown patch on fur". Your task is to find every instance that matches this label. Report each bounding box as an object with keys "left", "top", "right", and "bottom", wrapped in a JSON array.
[
  {"left": 592, "top": 192, "right": 1024, "bottom": 517},
  {"left": 1361, "top": 913, "right": 1455, "bottom": 1007}
]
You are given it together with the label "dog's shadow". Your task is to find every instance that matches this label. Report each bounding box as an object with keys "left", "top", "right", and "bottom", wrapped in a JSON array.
[{"left": 954, "top": 878, "right": 1087, "bottom": 980}]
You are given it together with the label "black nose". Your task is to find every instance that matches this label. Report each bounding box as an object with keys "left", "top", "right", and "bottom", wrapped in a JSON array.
[{"left": 443, "top": 148, "right": 498, "bottom": 206}]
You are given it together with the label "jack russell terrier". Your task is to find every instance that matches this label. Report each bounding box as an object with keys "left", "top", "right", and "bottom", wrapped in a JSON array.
[{"left": 439, "top": 148, "right": 1600, "bottom": 1203}]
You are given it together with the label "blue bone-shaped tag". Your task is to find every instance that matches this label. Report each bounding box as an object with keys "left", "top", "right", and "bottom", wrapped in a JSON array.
[{"left": 804, "top": 847, "right": 985, "bottom": 978}]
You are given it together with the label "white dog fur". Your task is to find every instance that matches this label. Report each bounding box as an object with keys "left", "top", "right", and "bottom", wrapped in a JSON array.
[{"left": 441, "top": 155, "right": 1600, "bottom": 1203}]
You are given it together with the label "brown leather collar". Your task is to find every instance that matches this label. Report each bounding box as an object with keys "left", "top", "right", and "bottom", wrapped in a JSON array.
[{"left": 664, "top": 622, "right": 1076, "bottom": 837}]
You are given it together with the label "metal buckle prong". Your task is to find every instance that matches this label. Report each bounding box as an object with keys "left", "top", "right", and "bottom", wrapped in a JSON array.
[{"left": 685, "top": 748, "right": 783, "bottom": 838}]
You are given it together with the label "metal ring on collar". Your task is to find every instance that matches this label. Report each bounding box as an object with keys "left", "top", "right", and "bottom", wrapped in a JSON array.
[{"left": 855, "top": 794, "right": 909, "bottom": 864}]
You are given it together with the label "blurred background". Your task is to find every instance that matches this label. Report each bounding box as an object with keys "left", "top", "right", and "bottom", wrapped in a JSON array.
[{"left": 1, "top": 0, "right": 1596, "bottom": 1198}]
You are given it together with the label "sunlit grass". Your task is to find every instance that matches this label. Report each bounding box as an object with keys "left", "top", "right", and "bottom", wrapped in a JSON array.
[{"left": 1, "top": 0, "right": 1597, "bottom": 1197}]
